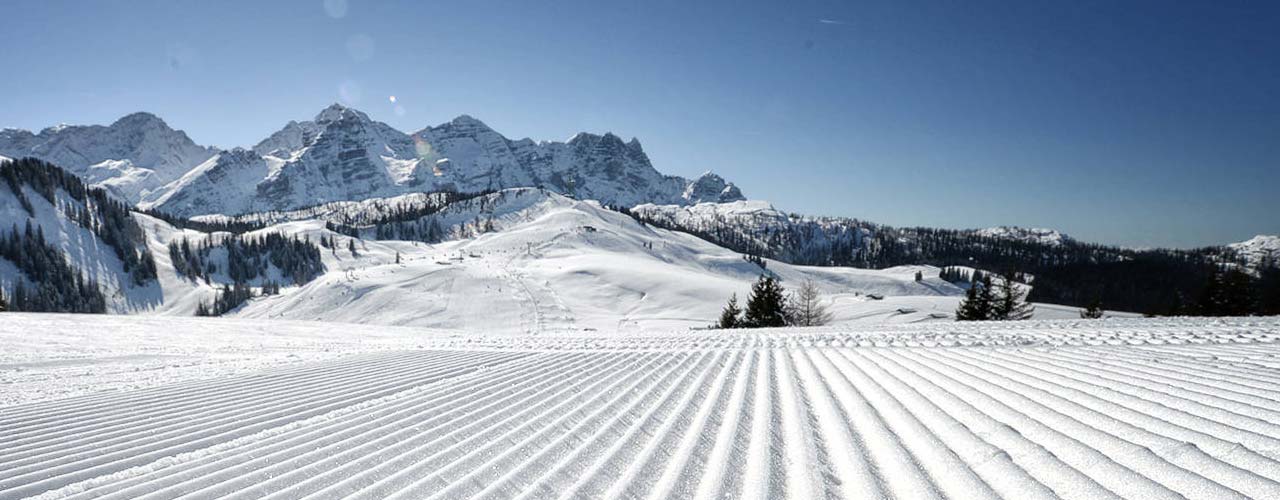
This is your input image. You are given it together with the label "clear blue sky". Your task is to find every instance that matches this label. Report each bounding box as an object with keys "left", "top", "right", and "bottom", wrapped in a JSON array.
[{"left": 2, "top": 0, "right": 1277, "bottom": 248}]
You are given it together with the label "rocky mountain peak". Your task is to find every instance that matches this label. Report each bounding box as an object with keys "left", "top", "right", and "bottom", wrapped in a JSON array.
[
  {"left": 683, "top": 172, "right": 744, "bottom": 203},
  {"left": 314, "top": 103, "right": 371, "bottom": 124},
  {"left": 111, "top": 111, "right": 169, "bottom": 129}
]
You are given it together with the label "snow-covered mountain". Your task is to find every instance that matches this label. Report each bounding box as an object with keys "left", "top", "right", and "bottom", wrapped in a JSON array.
[
  {"left": 975, "top": 226, "right": 1072, "bottom": 246},
  {"left": 0, "top": 113, "right": 217, "bottom": 203},
  {"left": 1229, "top": 235, "right": 1280, "bottom": 268},
  {"left": 133, "top": 104, "right": 744, "bottom": 216}
]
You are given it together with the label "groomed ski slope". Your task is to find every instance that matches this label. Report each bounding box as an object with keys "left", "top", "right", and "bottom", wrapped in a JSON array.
[{"left": 3, "top": 314, "right": 1280, "bottom": 499}]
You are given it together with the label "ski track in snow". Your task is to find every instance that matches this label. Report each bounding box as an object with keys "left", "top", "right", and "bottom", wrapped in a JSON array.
[{"left": 3, "top": 316, "right": 1280, "bottom": 499}]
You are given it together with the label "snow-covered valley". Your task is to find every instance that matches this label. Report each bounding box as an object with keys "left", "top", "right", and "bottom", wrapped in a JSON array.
[{"left": 3, "top": 314, "right": 1280, "bottom": 499}]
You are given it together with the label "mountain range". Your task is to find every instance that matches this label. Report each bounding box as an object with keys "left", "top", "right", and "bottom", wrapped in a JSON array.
[{"left": 0, "top": 104, "right": 744, "bottom": 217}]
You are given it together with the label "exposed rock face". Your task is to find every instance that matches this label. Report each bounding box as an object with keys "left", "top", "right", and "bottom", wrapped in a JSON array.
[{"left": 682, "top": 172, "right": 745, "bottom": 204}]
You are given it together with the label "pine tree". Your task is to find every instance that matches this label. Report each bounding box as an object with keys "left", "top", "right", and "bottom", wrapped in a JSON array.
[
  {"left": 787, "top": 279, "right": 832, "bottom": 326},
  {"left": 1196, "top": 267, "right": 1224, "bottom": 315},
  {"left": 1196, "top": 267, "right": 1256, "bottom": 316},
  {"left": 992, "top": 273, "right": 1034, "bottom": 321},
  {"left": 742, "top": 275, "right": 788, "bottom": 328},
  {"left": 915, "top": 270, "right": 924, "bottom": 282},
  {"left": 956, "top": 275, "right": 995, "bottom": 321},
  {"left": 348, "top": 238, "right": 358, "bottom": 257},
  {"left": 1219, "top": 268, "right": 1256, "bottom": 316},
  {"left": 1080, "top": 297, "right": 1104, "bottom": 319},
  {"left": 1259, "top": 266, "right": 1280, "bottom": 316},
  {"left": 717, "top": 294, "right": 742, "bottom": 329}
]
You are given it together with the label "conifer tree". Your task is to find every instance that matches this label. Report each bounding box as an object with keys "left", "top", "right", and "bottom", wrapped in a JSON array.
[
  {"left": 787, "top": 279, "right": 832, "bottom": 326},
  {"left": 956, "top": 275, "right": 995, "bottom": 321},
  {"left": 1259, "top": 266, "right": 1280, "bottom": 316},
  {"left": 993, "top": 273, "right": 1034, "bottom": 321},
  {"left": 742, "top": 275, "right": 788, "bottom": 327},
  {"left": 1218, "top": 268, "right": 1256, "bottom": 316},
  {"left": 1195, "top": 267, "right": 1223, "bottom": 315},
  {"left": 717, "top": 294, "right": 742, "bottom": 329},
  {"left": 1080, "top": 297, "right": 1104, "bottom": 319}
]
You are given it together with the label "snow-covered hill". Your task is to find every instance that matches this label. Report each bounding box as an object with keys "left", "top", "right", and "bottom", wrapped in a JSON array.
[
  {"left": 229, "top": 189, "right": 1114, "bottom": 332},
  {"left": 975, "top": 226, "right": 1072, "bottom": 246},
  {"left": 0, "top": 113, "right": 216, "bottom": 203},
  {"left": 1229, "top": 234, "right": 1280, "bottom": 268}
]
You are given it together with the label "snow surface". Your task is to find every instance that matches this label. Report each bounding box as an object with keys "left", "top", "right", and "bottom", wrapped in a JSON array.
[{"left": 3, "top": 314, "right": 1280, "bottom": 498}]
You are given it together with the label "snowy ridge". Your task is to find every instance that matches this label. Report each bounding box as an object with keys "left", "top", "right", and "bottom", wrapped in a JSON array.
[
  {"left": 0, "top": 114, "right": 216, "bottom": 203},
  {"left": 975, "top": 226, "right": 1072, "bottom": 246},
  {"left": 1228, "top": 235, "right": 1280, "bottom": 268},
  {"left": 2, "top": 314, "right": 1280, "bottom": 498}
]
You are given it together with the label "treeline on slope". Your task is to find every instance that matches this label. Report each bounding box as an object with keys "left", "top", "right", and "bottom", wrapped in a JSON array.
[
  {"left": 312, "top": 189, "right": 499, "bottom": 242},
  {"left": 170, "top": 233, "right": 324, "bottom": 285},
  {"left": 0, "top": 222, "right": 106, "bottom": 313},
  {"left": 1, "top": 157, "right": 157, "bottom": 285},
  {"left": 941, "top": 261, "right": 1280, "bottom": 317},
  {"left": 138, "top": 207, "right": 267, "bottom": 234},
  {"left": 170, "top": 233, "right": 325, "bottom": 316},
  {"left": 623, "top": 207, "right": 1272, "bottom": 316}
]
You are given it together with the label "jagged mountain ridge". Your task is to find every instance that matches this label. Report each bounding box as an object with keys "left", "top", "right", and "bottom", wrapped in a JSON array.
[{"left": 0, "top": 105, "right": 743, "bottom": 217}]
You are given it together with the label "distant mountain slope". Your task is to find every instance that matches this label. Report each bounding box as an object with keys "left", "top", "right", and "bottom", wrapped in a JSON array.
[
  {"left": 0, "top": 158, "right": 334, "bottom": 315},
  {"left": 0, "top": 113, "right": 217, "bottom": 203},
  {"left": 629, "top": 200, "right": 1279, "bottom": 315},
  {"left": 232, "top": 188, "right": 981, "bottom": 331}
]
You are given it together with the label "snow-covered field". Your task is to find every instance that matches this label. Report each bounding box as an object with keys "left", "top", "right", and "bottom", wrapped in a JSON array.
[{"left": 4, "top": 313, "right": 1280, "bottom": 499}]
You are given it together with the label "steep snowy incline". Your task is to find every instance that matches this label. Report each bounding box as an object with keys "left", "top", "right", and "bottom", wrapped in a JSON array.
[{"left": 3, "top": 315, "right": 1280, "bottom": 499}]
